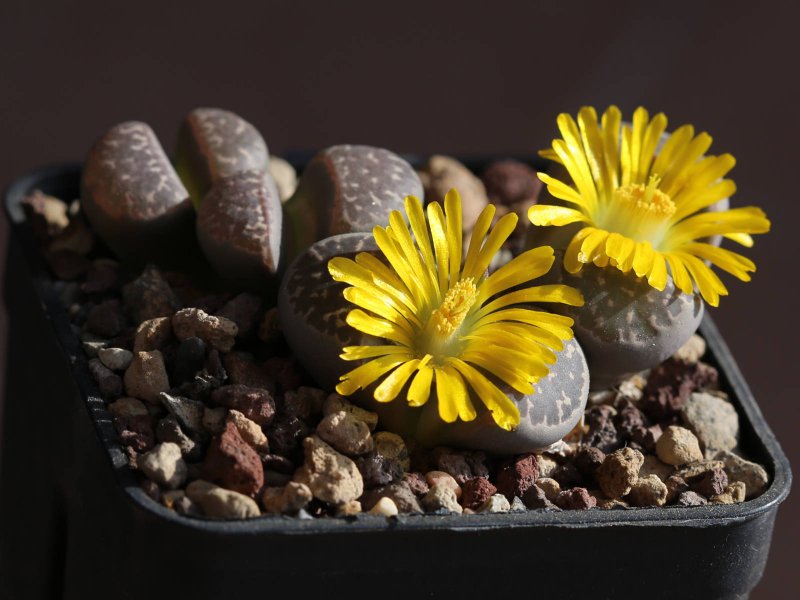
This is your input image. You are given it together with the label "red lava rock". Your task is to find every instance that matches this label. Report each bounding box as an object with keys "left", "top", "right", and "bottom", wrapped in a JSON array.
[
  {"left": 496, "top": 454, "right": 539, "bottom": 500},
  {"left": 575, "top": 446, "right": 606, "bottom": 479},
  {"left": 211, "top": 384, "right": 276, "bottom": 425},
  {"left": 202, "top": 421, "right": 265, "bottom": 496},
  {"left": 677, "top": 490, "right": 708, "bottom": 506},
  {"left": 691, "top": 467, "right": 729, "bottom": 497},
  {"left": 223, "top": 352, "right": 275, "bottom": 392},
  {"left": 88, "top": 358, "right": 123, "bottom": 398},
  {"left": 45, "top": 249, "right": 90, "bottom": 280},
  {"left": 263, "top": 356, "right": 302, "bottom": 393},
  {"left": 86, "top": 299, "right": 126, "bottom": 338},
  {"left": 122, "top": 265, "right": 180, "bottom": 324},
  {"left": 216, "top": 293, "right": 262, "bottom": 336},
  {"left": 431, "top": 448, "right": 490, "bottom": 485},
  {"left": 641, "top": 359, "right": 719, "bottom": 420},
  {"left": 584, "top": 405, "right": 622, "bottom": 453},
  {"left": 461, "top": 477, "right": 498, "bottom": 510},
  {"left": 355, "top": 453, "right": 404, "bottom": 488},
  {"left": 631, "top": 424, "right": 663, "bottom": 452},
  {"left": 555, "top": 487, "right": 596, "bottom": 510},
  {"left": 614, "top": 399, "right": 648, "bottom": 438},
  {"left": 403, "top": 472, "right": 430, "bottom": 497},
  {"left": 113, "top": 414, "right": 155, "bottom": 452}
]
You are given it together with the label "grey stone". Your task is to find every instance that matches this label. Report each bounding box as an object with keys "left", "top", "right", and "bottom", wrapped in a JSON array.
[
  {"left": 186, "top": 480, "right": 260, "bottom": 519},
  {"left": 98, "top": 347, "right": 133, "bottom": 371},
  {"left": 682, "top": 392, "right": 739, "bottom": 457},
  {"left": 159, "top": 392, "right": 205, "bottom": 433},
  {"left": 139, "top": 442, "right": 187, "bottom": 489},
  {"left": 715, "top": 450, "right": 769, "bottom": 499}
]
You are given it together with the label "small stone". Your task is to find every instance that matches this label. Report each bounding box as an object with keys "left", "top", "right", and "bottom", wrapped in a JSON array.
[
  {"left": 211, "top": 385, "right": 276, "bottom": 426},
  {"left": 673, "top": 334, "right": 706, "bottom": 363},
  {"left": 86, "top": 299, "right": 126, "bottom": 338},
  {"left": 266, "top": 417, "right": 309, "bottom": 457},
  {"left": 133, "top": 317, "right": 174, "bottom": 352},
  {"left": 369, "top": 497, "right": 399, "bottom": 517},
  {"left": 711, "top": 481, "right": 747, "bottom": 504},
  {"left": 21, "top": 190, "right": 69, "bottom": 241},
  {"left": 124, "top": 351, "right": 170, "bottom": 404},
  {"left": 461, "top": 477, "right": 497, "bottom": 510},
  {"left": 122, "top": 265, "right": 180, "bottom": 324},
  {"left": 203, "top": 406, "right": 228, "bottom": 435},
  {"left": 584, "top": 405, "right": 621, "bottom": 453},
  {"left": 222, "top": 352, "right": 274, "bottom": 391},
  {"left": 535, "top": 454, "right": 559, "bottom": 479},
  {"left": 596, "top": 447, "right": 644, "bottom": 499},
  {"left": 98, "top": 347, "right": 133, "bottom": 371},
  {"left": 665, "top": 475, "right": 690, "bottom": 504},
  {"left": 496, "top": 454, "right": 539, "bottom": 500},
  {"left": 674, "top": 460, "right": 725, "bottom": 481},
  {"left": 481, "top": 159, "right": 541, "bottom": 206},
  {"left": 691, "top": 467, "right": 729, "bottom": 497},
  {"left": 335, "top": 500, "right": 363, "bottom": 516},
  {"left": 555, "top": 487, "right": 597, "bottom": 510},
  {"left": 627, "top": 474, "right": 668, "bottom": 507},
  {"left": 140, "top": 479, "right": 161, "bottom": 502},
  {"left": 261, "top": 482, "right": 313, "bottom": 514},
  {"left": 403, "top": 472, "right": 430, "bottom": 497},
  {"left": 172, "top": 337, "right": 207, "bottom": 384},
  {"left": 172, "top": 308, "right": 238, "bottom": 352},
  {"left": 431, "top": 448, "right": 490, "bottom": 485},
  {"left": 475, "top": 493, "right": 509, "bottom": 513},
  {"left": 422, "top": 485, "right": 463, "bottom": 514},
  {"left": 263, "top": 356, "right": 303, "bottom": 393},
  {"left": 677, "top": 491, "right": 708, "bottom": 507},
  {"left": 227, "top": 409, "right": 269, "bottom": 451},
  {"left": 268, "top": 155, "right": 298, "bottom": 202},
  {"left": 656, "top": 425, "right": 704, "bottom": 466},
  {"left": 521, "top": 484, "right": 558, "bottom": 510},
  {"left": 593, "top": 493, "right": 628, "bottom": 510},
  {"left": 323, "top": 394, "right": 379, "bottom": 430},
  {"left": 681, "top": 392, "right": 739, "bottom": 457},
  {"left": 108, "top": 397, "right": 149, "bottom": 418},
  {"left": 316, "top": 410, "right": 374, "bottom": 456},
  {"left": 552, "top": 462, "right": 583, "bottom": 489},
  {"left": 88, "top": 358, "right": 123, "bottom": 398},
  {"left": 641, "top": 359, "right": 719, "bottom": 420},
  {"left": 617, "top": 373, "right": 647, "bottom": 401},
  {"left": 138, "top": 442, "right": 187, "bottom": 489},
  {"left": 361, "top": 481, "right": 422, "bottom": 514},
  {"left": 422, "top": 155, "right": 488, "bottom": 231},
  {"left": 355, "top": 453, "right": 403, "bottom": 488},
  {"left": 575, "top": 446, "right": 605, "bottom": 479},
  {"left": 425, "top": 471, "right": 461, "bottom": 498},
  {"left": 639, "top": 455, "right": 674, "bottom": 482},
  {"left": 186, "top": 480, "right": 260, "bottom": 519},
  {"left": 535, "top": 478, "right": 561, "bottom": 502},
  {"left": 113, "top": 414, "right": 154, "bottom": 452},
  {"left": 82, "top": 336, "right": 107, "bottom": 357},
  {"left": 156, "top": 415, "right": 199, "bottom": 459},
  {"left": 293, "top": 436, "right": 363, "bottom": 505},
  {"left": 630, "top": 424, "right": 663, "bottom": 453},
  {"left": 216, "top": 293, "right": 262, "bottom": 337},
  {"left": 282, "top": 386, "right": 317, "bottom": 419},
  {"left": 203, "top": 421, "right": 265, "bottom": 495},
  {"left": 715, "top": 450, "right": 768, "bottom": 499},
  {"left": 159, "top": 392, "right": 205, "bottom": 433},
  {"left": 614, "top": 400, "right": 648, "bottom": 439}
]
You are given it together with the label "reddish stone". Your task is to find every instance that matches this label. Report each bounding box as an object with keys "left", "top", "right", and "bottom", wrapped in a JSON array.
[
  {"left": 211, "top": 384, "right": 276, "bottom": 425},
  {"left": 461, "top": 477, "right": 498, "bottom": 510},
  {"left": 113, "top": 414, "right": 154, "bottom": 452},
  {"left": 496, "top": 454, "right": 539, "bottom": 500},
  {"left": 555, "top": 487, "right": 596, "bottom": 510},
  {"left": 202, "top": 421, "right": 264, "bottom": 496},
  {"left": 403, "top": 472, "right": 430, "bottom": 497}
]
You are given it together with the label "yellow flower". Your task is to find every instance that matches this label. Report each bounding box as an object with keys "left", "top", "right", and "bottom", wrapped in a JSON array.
[
  {"left": 529, "top": 106, "right": 771, "bottom": 307},
  {"left": 327, "top": 190, "right": 583, "bottom": 431}
]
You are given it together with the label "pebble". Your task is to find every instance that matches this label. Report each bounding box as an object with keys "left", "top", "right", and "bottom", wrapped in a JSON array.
[
  {"left": 124, "top": 351, "right": 170, "bottom": 404},
  {"left": 425, "top": 471, "right": 462, "bottom": 499},
  {"left": 681, "top": 392, "right": 739, "bottom": 457},
  {"left": 677, "top": 491, "right": 708, "bottom": 507},
  {"left": 216, "top": 293, "right": 262, "bottom": 337},
  {"left": 268, "top": 155, "right": 298, "bottom": 202},
  {"left": 98, "top": 347, "right": 133, "bottom": 371},
  {"left": 172, "top": 337, "right": 207, "bottom": 384},
  {"left": 222, "top": 352, "right": 275, "bottom": 391},
  {"left": 211, "top": 385, "right": 276, "bottom": 426},
  {"left": 535, "top": 454, "right": 559, "bottom": 479},
  {"left": 88, "top": 358, "right": 123, "bottom": 398},
  {"left": 227, "top": 409, "right": 269, "bottom": 451},
  {"left": 575, "top": 446, "right": 605, "bottom": 478},
  {"left": 691, "top": 467, "right": 728, "bottom": 497},
  {"left": 403, "top": 473, "right": 430, "bottom": 498},
  {"left": 478, "top": 493, "right": 512, "bottom": 513},
  {"left": 355, "top": 453, "right": 403, "bottom": 488},
  {"left": 112, "top": 414, "right": 154, "bottom": 452},
  {"left": 361, "top": 481, "right": 422, "bottom": 514},
  {"left": 266, "top": 416, "right": 309, "bottom": 457},
  {"left": 202, "top": 421, "right": 265, "bottom": 496},
  {"left": 674, "top": 460, "right": 725, "bottom": 481},
  {"left": 665, "top": 475, "right": 690, "bottom": 504},
  {"left": 316, "top": 410, "right": 374, "bottom": 456},
  {"left": 422, "top": 485, "right": 463, "bottom": 514},
  {"left": 122, "top": 265, "right": 180, "bottom": 324},
  {"left": 293, "top": 435, "right": 363, "bottom": 505},
  {"left": 421, "top": 155, "right": 488, "bottom": 231},
  {"left": 496, "top": 454, "right": 539, "bottom": 500},
  {"left": 138, "top": 442, "right": 187, "bottom": 489},
  {"left": 160, "top": 392, "right": 205, "bottom": 433},
  {"left": 107, "top": 397, "right": 149, "bottom": 418},
  {"left": 596, "top": 447, "right": 644, "bottom": 499},
  {"left": 627, "top": 474, "right": 668, "bottom": 507},
  {"left": 172, "top": 308, "right": 238, "bottom": 352},
  {"left": 656, "top": 425, "right": 704, "bottom": 466},
  {"left": 133, "top": 317, "right": 174, "bottom": 352},
  {"left": 156, "top": 415, "right": 200, "bottom": 460},
  {"left": 715, "top": 450, "right": 768, "bottom": 499},
  {"left": 81, "top": 259, "right": 120, "bottom": 295},
  {"left": 673, "top": 334, "right": 706, "bottom": 363},
  {"left": 461, "top": 477, "right": 497, "bottom": 510},
  {"left": 203, "top": 406, "right": 228, "bottom": 435},
  {"left": 711, "top": 481, "right": 747, "bottom": 504},
  {"left": 323, "top": 394, "right": 379, "bottom": 431},
  {"left": 372, "top": 432, "right": 409, "bottom": 470},
  {"left": 369, "top": 497, "right": 399, "bottom": 517},
  {"left": 481, "top": 159, "right": 541, "bottom": 206},
  {"left": 82, "top": 335, "right": 107, "bottom": 357},
  {"left": 86, "top": 299, "right": 126, "bottom": 338},
  {"left": 521, "top": 484, "right": 558, "bottom": 510},
  {"left": 261, "top": 482, "right": 313, "bottom": 514},
  {"left": 186, "top": 480, "right": 260, "bottom": 519},
  {"left": 431, "top": 448, "right": 490, "bottom": 485},
  {"left": 283, "top": 386, "right": 323, "bottom": 419},
  {"left": 639, "top": 454, "right": 674, "bottom": 482},
  {"left": 535, "top": 478, "right": 561, "bottom": 502},
  {"left": 555, "top": 487, "right": 597, "bottom": 510},
  {"left": 335, "top": 500, "right": 363, "bottom": 517}
]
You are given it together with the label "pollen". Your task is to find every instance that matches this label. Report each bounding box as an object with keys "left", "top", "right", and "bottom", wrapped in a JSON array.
[
  {"left": 430, "top": 278, "right": 478, "bottom": 338},
  {"left": 614, "top": 176, "right": 676, "bottom": 218}
]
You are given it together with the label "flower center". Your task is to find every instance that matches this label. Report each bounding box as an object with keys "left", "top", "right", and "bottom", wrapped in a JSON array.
[
  {"left": 430, "top": 278, "right": 478, "bottom": 339},
  {"left": 599, "top": 176, "right": 676, "bottom": 246}
]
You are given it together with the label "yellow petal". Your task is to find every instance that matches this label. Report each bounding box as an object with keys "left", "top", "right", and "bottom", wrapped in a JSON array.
[
  {"left": 336, "top": 355, "right": 409, "bottom": 396},
  {"left": 346, "top": 309, "right": 412, "bottom": 346},
  {"left": 537, "top": 172, "right": 591, "bottom": 209},
  {"left": 647, "top": 252, "right": 668, "bottom": 290},
  {"left": 464, "top": 211, "right": 518, "bottom": 280},
  {"left": 407, "top": 362, "right": 434, "bottom": 407},
  {"left": 476, "top": 246, "right": 555, "bottom": 302},
  {"left": 463, "top": 204, "right": 497, "bottom": 277},
  {"left": 528, "top": 205, "right": 590, "bottom": 226},
  {"left": 449, "top": 359, "right": 520, "bottom": 430},
  {"left": 374, "top": 359, "right": 421, "bottom": 403},
  {"left": 444, "top": 189, "right": 463, "bottom": 286}
]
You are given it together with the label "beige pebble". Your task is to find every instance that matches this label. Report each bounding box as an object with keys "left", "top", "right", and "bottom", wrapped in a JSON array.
[
  {"left": 422, "top": 485, "right": 463, "bottom": 514},
  {"left": 262, "top": 482, "right": 313, "bottom": 514},
  {"left": 656, "top": 426, "right": 704, "bottom": 466},
  {"left": 596, "top": 447, "right": 644, "bottom": 499},
  {"left": 316, "top": 410, "right": 374, "bottom": 456},
  {"left": 369, "top": 497, "right": 399, "bottom": 517},
  {"left": 322, "top": 394, "right": 379, "bottom": 430},
  {"left": 133, "top": 317, "right": 173, "bottom": 352},
  {"left": 627, "top": 474, "right": 668, "bottom": 507},
  {"left": 293, "top": 436, "right": 363, "bottom": 505},
  {"left": 228, "top": 409, "right": 268, "bottom": 451},
  {"left": 535, "top": 478, "right": 561, "bottom": 501},
  {"left": 478, "top": 494, "right": 511, "bottom": 514},
  {"left": 107, "top": 396, "right": 149, "bottom": 418},
  {"left": 673, "top": 334, "right": 706, "bottom": 363},
  {"left": 172, "top": 308, "right": 238, "bottom": 352},
  {"left": 124, "top": 350, "right": 170, "bottom": 404},
  {"left": 425, "top": 471, "right": 462, "bottom": 499},
  {"left": 711, "top": 481, "right": 747, "bottom": 504},
  {"left": 186, "top": 480, "right": 260, "bottom": 519}
]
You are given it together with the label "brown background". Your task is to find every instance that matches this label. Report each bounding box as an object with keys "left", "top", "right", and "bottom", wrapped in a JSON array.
[{"left": 0, "top": 0, "right": 797, "bottom": 596}]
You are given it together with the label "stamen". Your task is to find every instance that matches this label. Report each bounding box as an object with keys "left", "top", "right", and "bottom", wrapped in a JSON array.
[
  {"left": 598, "top": 176, "right": 676, "bottom": 246},
  {"left": 429, "top": 278, "right": 478, "bottom": 339}
]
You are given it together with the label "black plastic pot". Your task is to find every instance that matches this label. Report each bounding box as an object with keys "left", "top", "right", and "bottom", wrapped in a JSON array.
[{"left": 1, "top": 164, "right": 792, "bottom": 600}]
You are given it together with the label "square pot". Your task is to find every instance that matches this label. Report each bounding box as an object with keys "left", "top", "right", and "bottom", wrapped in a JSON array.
[{"left": 1, "top": 163, "right": 792, "bottom": 600}]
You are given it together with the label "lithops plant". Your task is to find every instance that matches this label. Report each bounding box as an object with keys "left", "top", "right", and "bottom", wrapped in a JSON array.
[
  {"left": 282, "top": 145, "right": 423, "bottom": 262},
  {"left": 528, "top": 105, "right": 770, "bottom": 388},
  {"left": 280, "top": 189, "right": 590, "bottom": 452},
  {"left": 196, "top": 170, "right": 282, "bottom": 292},
  {"left": 175, "top": 107, "right": 270, "bottom": 208},
  {"left": 81, "top": 121, "right": 195, "bottom": 266}
]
